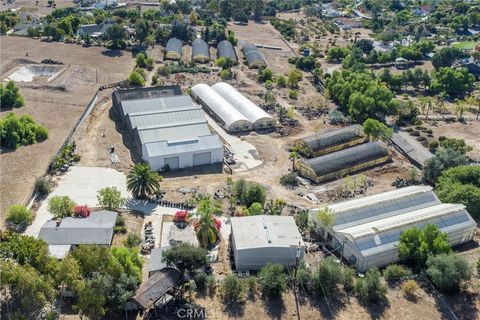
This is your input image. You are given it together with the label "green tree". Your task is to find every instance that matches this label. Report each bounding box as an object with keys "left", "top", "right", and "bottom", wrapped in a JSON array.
[
  {"left": 287, "top": 69, "right": 303, "bottom": 88},
  {"left": 294, "top": 211, "right": 309, "bottom": 232},
  {"left": 431, "top": 67, "right": 475, "bottom": 97},
  {"left": 48, "top": 195, "right": 75, "bottom": 218},
  {"left": 354, "top": 268, "right": 387, "bottom": 304},
  {"left": 362, "top": 118, "right": 393, "bottom": 142},
  {"left": 423, "top": 148, "right": 469, "bottom": 185},
  {"left": 432, "top": 47, "right": 465, "bottom": 70},
  {"left": 258, "top": 263, "right": 287, "bottom": 298},
  {"left": 6, "top": 204, "right": 33, "bottom": 225},
  {"left": 135, "top": 53, "right": 147, "bottom": 68},
  {"left": 315, "top": 207, "right": 336, "bottom": 240},
  {"left": 398, "top": 224, "right": 451, "bottom": 269},
  {"left": 162, "top": 243, "right": 208, "bottom": 275},
  {"left": 248, "top": 202, "right": 264, "bottom": 215},
  {"left": 233, "top": 11, "right": 248, "bottom": 24},
  {"left": 258, "top": 67, "right": 273, "bottom": 83},
  {"left": 383, "top": 264, "right": 412, "bottom": 282},
  {"left": 242, "top": 183, "right": 267, "bottom": 206},
  {"left": 327, "top": 46, "right": 350, "bottom": 62},
  {"left": 220, "top": 275, "right": 244, "bottom": 303},
  {"left": 195, "top": 196, "right": 221, "bottom": 248},
  {"left": 97, "top": 186, "right": 125, "bottom": 211},
  {"left": 426, "top": 253, "right": 471, "bottom": 293},
  {"left": 126, "top": 163, "right": 161, "bottom": 199},
  {"left": 71, "top": 245, "right": 111, "bottom": 276},
  {"left": 0, "top": 80, "right": 25, "bottom": 109},
  {"left": 128, "top": 71, "right": 145, "bottom": 87},
  {"left": 0, "top": 112, "right": 48, "bottom": 149},
  {"left": 312, "top": 257, "right": 343, "bottom": 295},
  {"left": 439, "top": 138, "right": 473, "bottom": 155},
  {"left": 0, "top": 233, "right": 49, "bottom": 269},
  {"left": 110, "top": 247, "right": 143, "bottom": 283},
  {"left": 276, "top": 75, "right": 287, "bottom": 87},
  {"left": 103, "top": 24, "right": 127, "bottom": 49},
  {"left": 135, "top": 19, "right": 149, "bottom": 44}
]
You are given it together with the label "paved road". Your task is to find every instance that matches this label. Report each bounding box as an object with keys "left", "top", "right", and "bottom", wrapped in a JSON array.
[{"left": 203, "top": 112, "right": 263, "bottom": 171}]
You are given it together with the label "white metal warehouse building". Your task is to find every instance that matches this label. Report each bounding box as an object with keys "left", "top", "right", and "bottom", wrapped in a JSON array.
[
  {"left": 112, "top": 88, "right": 223, "bottom": 171},
  {"left": 230, "top": 215, "right": 305, "bottom": 270},
  {"left": 310, "top": 186, "right": 477, "bottom": 272},
  {"left": 212, "top": 82, "right": 275, "bottom": 130}
]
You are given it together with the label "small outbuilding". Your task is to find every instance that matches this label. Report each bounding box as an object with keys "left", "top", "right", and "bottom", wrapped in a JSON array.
[
  {"left": 296, "top": 141, "right": 391, "bottom": 183},
  {"left": 230, "top": 215, "right": 305, "bottom": 270},
  {"left": 211, "top": 82, "right": 275, "bottom": 130},
  {"left": 192, "top": 38, "right": 209, "bottom": 63},
  {"left": 190, "top": 83, "right": 251, "bottom": 132},
  {"left": 242, "top": 43, "right": 267, "bottom": 69},
  {"left": 294, "top": 125, "right": 366, "bottom": 158},
  {"left": 165, "top": 38, "right": 183, "bottom": 61},
  {"left": 217, "top": 40, "right": 237, "bottom": 63}
]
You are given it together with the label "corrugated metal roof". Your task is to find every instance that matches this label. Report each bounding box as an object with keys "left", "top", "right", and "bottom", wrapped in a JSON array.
[
  {"left": 144, "top": 134, "right": 222, "bottom": 158},
  {"left": 113, "top": 86, "right": 182, "bottom": 104},
  {"left": 129, "top": 109, "right": 206, "bottom": 131},
  {"left": 133, "top": 268, "right": 183, "bottom": 309},
  {"left": 302, "top": 141, "right": 390, "bottom": 177},
  {"left": 299, "top": 125, "right": 364, "bottom": 153},
  {"left": 191, "top": 84, "right": 250, "bottom": 129},
  {"left": 121, "top": 95, "right": 195, "bottom": 117},
  {"left": 149, "top": 246, "right": 170, "bottom": 273},
  {"left": 231, "top": 215, "right": 303, "bottom": 250},
  {"left": 211, "top": 82, "right": 273, "bottom": 125},
  {"left": 217, "top": 40, "right": 237, "bottom": 61},
  {"left": 38, "top": 211, "right": 117, "bottom": 246},
  {"left": 137, "top": 122, "right": 211, "bottom": 145}
]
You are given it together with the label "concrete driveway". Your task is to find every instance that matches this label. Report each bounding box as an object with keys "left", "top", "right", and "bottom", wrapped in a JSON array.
[{"left": 204, "top": 112, "right": 263, "bottom": 171}]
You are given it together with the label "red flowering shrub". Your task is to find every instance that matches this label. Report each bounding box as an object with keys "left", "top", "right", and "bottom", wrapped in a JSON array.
[
  {"left": 214, "top": 218, "right": 221, "bottom": 230},
  {"left": 174, "top": 210, "right": 189, "bottom": 222},
  {"left": 74, "top": 205, "right": 91, "bottom": 218}
]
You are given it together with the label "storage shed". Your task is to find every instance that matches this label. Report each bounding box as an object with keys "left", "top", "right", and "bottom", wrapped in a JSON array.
[
  {"left": 211, "top": 82, "right": 275, "bottom": 129},
  {"left": 217, "top": 40, "right": 237, "bottom": 63},
  {"left": 310, "top": 186, "right": 477, "bottom": 272},
  {"left": 192, "top": 38, "right": 209, "bottom": 63},
  {"left": 242, "top": 43, "right": 267, "bottom": 68},
  {"left": 231, "top": 215, "right": 305, "bottom": 270},
  {"left": 165, "top": 38, "right": 183, "bottom": 60},
  {"left": 296, "top": 141, "right": 391, "bottom": 183},
  {"left": 294, "top": 125, "right": 366, "bottom": 158},
  {"left": 190, "top": 83, "right": 251, "bottom": 132}
]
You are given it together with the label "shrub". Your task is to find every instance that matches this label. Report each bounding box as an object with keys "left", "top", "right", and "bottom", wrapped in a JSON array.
[
  {"left": 128, "top": 71, "right": 145, "bottom": 87},
  {"left": 426, "top": 253, "right": 471, "bottom": 293},
  {"left": 220, "top": 275, "right": 244, "bottom": 303},
  {"left": 312, "top": 257, "right": 343, "bottom": 295},
  {"left": 0, "top": 113, "right": 48, "bottom": 149},
  {"left": 193, "top": 272, "right": 208, "bottom": 292},
  {"left": 258, "top": 67, "right": 273, "bottom": 82},
  {"left": 123, "top": 234, "right": 141, "bottom": 248},
  {"left": 328, "top": 110, "right": 347, "bottom": 125},
  {"left": 383, "top": 264, "right": 412, "bottom": 282},
  {"left": 0, "top": 80, "right": 25, "bottom": 109},
  {"left": 401, "top": 280, "right": 418, "bottom": 299},
  {"left": 342, "top": 267, "right": 356, "bottom": 293},
  {"left": 97, "top": 187, "right": 125, "bottom": 211},
  {"left": 48, "top": 195, "right": 75, "bottom": 219},
  {"left": 72, "top": 154, "right": 81, "bottom": 162},
  {"left": 280, "top": 172, "right": 298, "bottom": 186},
  {"left": 162, "top": 243, "right": 208, "bottom": 275},
  {"left": 206, "top": 275, "right": 216, "bottom": 295},
  {"left": 354, "top": 268, "right": 387, "bottom": 304},
  {"left": 294, "top": 211, "right": 309, "bottom": 232},
  {"left": 288, "top": 89, "right": 298, "bottom": 99},
  {"left": 6, "top": 205, "right": 33, "bottom": 225},
  {"left": 174, "top": 210, "right": 189, "bottom": 222},
  {"left": 114, "top": 225, "right": 127, "bottom": 234},
  {"left": 115, "top": 215, "right": 125, "bottom": 227},
  {"left": 245, "top": 276, "right": 257, "bottom": 295},
  {"left": 248, "top": 202, "right": 264, "bottom": 215},
  {"left": 296, "top": 266, "right": 311, "bottom": 293},
  {"left": 73, "top": 205, "right": 91, "bottom": 218},
  {"left": 276, "top": 75, "right": 287, "bottom": 87},
  {"left": 35, "top": 177, "right": 51, "bottom": 195},
  {"left": 428, "top": 140, "right": 439, "bottom": 153},
  {"left": 258, "top": 264, "right": 287, "bottom": 298}
]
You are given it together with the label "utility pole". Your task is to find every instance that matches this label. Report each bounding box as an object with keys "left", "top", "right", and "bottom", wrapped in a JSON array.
[{"left": 293, "top": 241, "right": 302, "bottom": 320}]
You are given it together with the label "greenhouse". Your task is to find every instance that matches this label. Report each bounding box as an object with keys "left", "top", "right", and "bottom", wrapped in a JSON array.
[
  {"left": 211, "top": 82, "right": 274, "bottom": 129},
  {"left": 165, "top": 38, "right": 183, "bottom": 60},
  {"left": 242, "top": 43, "right": 267, "bottom": 68},
  {"left": 294, "top": 125, "right": 366, "bottom": 158},
  {"left": 296, "top": 141, "right": 391, "bottom": 183},
  {"left": 192, "top": 38, "right": 209, "bottom": 63},
  {"left": 217, "top": 40, "right": 237, "bottom": 63},
  {"left": 190, "top": 83, "right": 251, "bottom": 132},
  {"left": 310, "top": 186, "right": 477, "bottom": 271}
]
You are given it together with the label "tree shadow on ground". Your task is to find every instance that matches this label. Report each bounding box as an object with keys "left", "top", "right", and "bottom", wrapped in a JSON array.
[
  {"left": 360, "top": 298, "right": 390, "bottom": 320},
  {"left": 101, "top": 49, "right": 123, "bottom": 57},
  {"left": 305, "top": 291, "right": 349, "bottom": 319},
  {"left": 263, "top": 297, "right": 286, "bottom": 320},
  {"left": 439, "top": 291, "right": 479, "bottom": 320},
  {"left": 223, "top": 301, "right": 245, "bottom": 318}
]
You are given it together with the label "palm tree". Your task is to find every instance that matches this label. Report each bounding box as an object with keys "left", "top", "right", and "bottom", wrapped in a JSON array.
[
  {"left": 195, "top": 196, "right": 221, "bottom": 248},
  {"left": 455, "top": 99, "right": 466, "bottom": 121},
  {"left": 126, "top": 163, "right": 161, "bottom": 199},
  {"left": 464, "top": 95, "right": 480, "bottom": 120},
  {"left": 435, "top": 94, "right": 446, "bottom": 119}
]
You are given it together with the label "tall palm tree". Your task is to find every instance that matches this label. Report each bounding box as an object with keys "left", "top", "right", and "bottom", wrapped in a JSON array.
[
  {"left": 126, "top": 163, "right": 161, "bottom": 199},
  {"left": 195, "top": 196, "right": 221, "bottom": 248}
]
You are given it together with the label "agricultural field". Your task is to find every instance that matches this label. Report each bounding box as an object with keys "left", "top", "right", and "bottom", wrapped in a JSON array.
[{"left": 0, "top": 36, "right": 135, "bottom": 220}]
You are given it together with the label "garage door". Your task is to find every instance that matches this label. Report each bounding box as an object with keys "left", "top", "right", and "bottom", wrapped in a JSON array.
[
  {"left": 164, "top": 156, "right": 179, "bottom": 169},
  {"left": 193, "top": 152, "right": 212, "bottom": 166}
]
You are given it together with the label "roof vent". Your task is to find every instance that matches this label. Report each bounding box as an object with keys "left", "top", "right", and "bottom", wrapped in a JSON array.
[{"left": 56, "top": 218, "right": 62, "bottom": 227}]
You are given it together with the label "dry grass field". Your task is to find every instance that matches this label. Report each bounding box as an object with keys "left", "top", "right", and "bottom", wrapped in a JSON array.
[{"left": 0, "top": 36, "right": 135, "bottom": 220}]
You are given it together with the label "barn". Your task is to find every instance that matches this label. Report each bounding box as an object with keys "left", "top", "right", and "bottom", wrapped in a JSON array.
[
  {"left": 211, "top": 82, "right": 275, "bottom": 130},
  {"left": 295, "top": 141, "right": 391, "bottom": 183},
  {"left": 310, "top": 186, "right": 477, "bottom": 272},
  {"left": 217, "top": 40, "right": 237, "bottom": 63},
  {"left": 190, "top": 83, "right": 251, "bottom": 132},
  {"left": 165, "top": 38, "right": 183, "bottom": 60},
  {"left": 230, "top": 215, "right": 305, "bottom": 271},
  {"left": 293, "top": 125, "right": 366, "bottom": 158},
  {"left": 192, "top": 38, "right": 209, "bottom": 63},
  {"left": 112, "top": 87, "right": 223, "bottom": 171},
  {"left": 242, "top": 42, "right": 267, "bottom": 68}
]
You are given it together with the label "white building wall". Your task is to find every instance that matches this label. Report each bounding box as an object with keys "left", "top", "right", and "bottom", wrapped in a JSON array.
[
  {"left": 234, "top": 247, "right": 305, "bottom": 271},
  {"left": 142, "top": 145, "right": 223, "bottom": 171}
]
